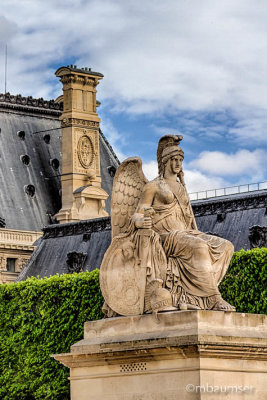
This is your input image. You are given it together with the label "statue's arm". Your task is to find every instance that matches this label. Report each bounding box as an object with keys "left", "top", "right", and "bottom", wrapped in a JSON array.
[{"left": 132, "top": 182, "right": 156, "bottom": 229}]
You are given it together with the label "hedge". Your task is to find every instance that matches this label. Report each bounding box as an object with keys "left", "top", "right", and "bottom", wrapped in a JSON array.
[
  {"left": 219, "top": 247, "right": 266, "bottom": 314},
  {"left": 0, "top": 270, "right": 104, "bottom": 400},
  {"left": 0, "top": 248, "right": 266, "bottom": 399}
]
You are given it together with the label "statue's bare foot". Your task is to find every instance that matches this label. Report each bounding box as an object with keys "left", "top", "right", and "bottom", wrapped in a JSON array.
[{"left": 213, "top": 296, "right": 235, "bottom": 312}]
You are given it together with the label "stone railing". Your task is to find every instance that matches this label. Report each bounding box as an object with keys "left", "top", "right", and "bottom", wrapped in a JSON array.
[
  {"left": 189, "top": 181, "right": 267, "bottom": 201},
  {"left": 0, "top": 229, "right": 42, "bottom": 246}
]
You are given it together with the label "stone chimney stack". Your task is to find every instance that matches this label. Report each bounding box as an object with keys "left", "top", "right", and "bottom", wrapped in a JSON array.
[{"left": 55, "top": 65, "right": 108, "bottom": 224}]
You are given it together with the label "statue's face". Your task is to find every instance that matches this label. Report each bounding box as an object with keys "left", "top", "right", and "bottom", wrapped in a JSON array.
[{"left": 167, "top": 154, "right": 183, "bottom": 175}]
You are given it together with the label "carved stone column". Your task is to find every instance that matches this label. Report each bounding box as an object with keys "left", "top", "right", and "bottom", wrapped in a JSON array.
[{"left": 55, "top": 66, "right": 108, "bottom": 224}]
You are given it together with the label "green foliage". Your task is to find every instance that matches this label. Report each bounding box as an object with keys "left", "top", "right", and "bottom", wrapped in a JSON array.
[
  {"left": 0, "top": 248, "right": 266, "bottom": 399},
  {"left": 219, "top": 247, "right": 267, "bottom": 314},
  {"left": 0, "top": 270, "right": 104, "bottom": 400}
]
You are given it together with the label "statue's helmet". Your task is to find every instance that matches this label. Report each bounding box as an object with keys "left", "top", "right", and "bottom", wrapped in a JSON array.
[
  {"left": 150, "top": 287, "right": 176, "bottom": 313},
  {"left": 157, "top": 134, "right": 184, "bottom": 175}
]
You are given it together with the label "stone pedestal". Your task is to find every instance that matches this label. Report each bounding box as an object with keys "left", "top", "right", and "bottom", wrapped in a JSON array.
[{"left": 53, "top": 311, "right": 267, "bottom": 399}]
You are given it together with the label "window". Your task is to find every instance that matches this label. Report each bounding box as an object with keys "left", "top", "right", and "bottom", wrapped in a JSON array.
[
  {"left": 24, "top": 184, "right": 35, "bottom": 197},
  {"left": 17, "top": 130, "right": 25, "bottom": 140},
  {"left": 6, "top": 258, "right": 16, "bottom": 272}
]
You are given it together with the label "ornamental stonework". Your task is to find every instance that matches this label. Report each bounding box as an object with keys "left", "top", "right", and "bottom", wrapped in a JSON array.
[
  {"left": 192, "top": 193, "right": 267, "bottom": 217},
  {"left": 77, "top": 135, "right": 94, "bottom": 169},
  {"left": 61, "top": 118, "right": 99, "bottom": 128},
  {"left": 74, "top": 128, "right": 100, "bottom": 175},
  {"left": 0, "top": 257, "right": 6, "bottom": 270},
  {"left": 60, "top": 75, "right": 96, "bottom": 86},
  {"left": 249, "top": 225, "right": 267, "bottom": 248},
  {"left": 17, "top": 257, "right": 30, "bottom": 272}
]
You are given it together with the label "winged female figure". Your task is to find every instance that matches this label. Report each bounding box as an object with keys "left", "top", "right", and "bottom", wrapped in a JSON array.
[{"left": 100, "top": 135, "right": 235, "bottom": 317}]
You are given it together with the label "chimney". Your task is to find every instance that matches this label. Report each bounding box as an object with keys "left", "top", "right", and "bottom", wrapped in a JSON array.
[{"left": 55, "top": 65, "right": 108, "bottom": 223}]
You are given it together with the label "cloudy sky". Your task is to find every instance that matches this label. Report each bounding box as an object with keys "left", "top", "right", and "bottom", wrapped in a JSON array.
[{"left": 1, "top": 0, "right": 267, "bottom": 194}]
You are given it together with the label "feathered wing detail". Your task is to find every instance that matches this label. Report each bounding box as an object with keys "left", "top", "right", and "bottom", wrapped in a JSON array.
[{"left": 111, "top": 157, "right": 148, "bottom": 238}]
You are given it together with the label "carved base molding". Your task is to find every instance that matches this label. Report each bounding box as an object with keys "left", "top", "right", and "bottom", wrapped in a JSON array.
[
  {"left": 53, "top": 311, "right": 267, "bottom": 400},
  {"left": 56, "top": 186, "right": 109, "bottom": 224}
]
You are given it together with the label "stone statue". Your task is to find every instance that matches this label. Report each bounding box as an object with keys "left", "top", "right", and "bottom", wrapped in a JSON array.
[{"left": 100, "top": 135, "right": 235, "bottom": 317}]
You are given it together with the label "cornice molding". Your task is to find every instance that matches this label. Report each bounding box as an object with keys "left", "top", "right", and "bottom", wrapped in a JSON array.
[
  {"left": 60, "top": 75, "right": 97, "bottom": 87},
  {"left": 192, "top": 191, "right": 267, "bottom": 217},
  {"left": 42, "top": 217, "right": 111, "bottom": 239},
  {"left": 61, "top": 118, "right": 99, "bottom": 128},
  {"left": 0, "top": 92, "right": 63, "bottom": 116},
  {"left": 42, "top": 193, "right": 267, "bottom": 239}
]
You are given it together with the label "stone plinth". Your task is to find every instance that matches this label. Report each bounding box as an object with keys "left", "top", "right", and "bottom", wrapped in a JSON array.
[{"left": 53, "top": 311, "right": 267, "bottom": 399}]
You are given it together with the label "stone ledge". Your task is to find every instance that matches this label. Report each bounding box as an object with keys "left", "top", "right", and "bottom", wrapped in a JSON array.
[
  {"left": 53, "top": 311, "right": 267, "bottom": 368},
  {"left": 52, "top": 311, "right": 267, "bottom": 400},
  {"left": 82, "top": 310, "right": 266, "bottom": 342}
]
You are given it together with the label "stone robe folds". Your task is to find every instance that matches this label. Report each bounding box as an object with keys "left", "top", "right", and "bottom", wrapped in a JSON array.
[{"left": 151, "top": 179, "right": 234, "bottom": 309}]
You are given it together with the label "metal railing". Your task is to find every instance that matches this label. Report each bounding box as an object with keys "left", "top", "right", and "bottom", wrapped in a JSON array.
[{"left": 189, "top": 181, "right": 267, "bottom": 201}]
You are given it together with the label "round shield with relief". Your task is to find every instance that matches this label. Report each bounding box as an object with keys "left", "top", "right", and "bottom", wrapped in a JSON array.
[{"left": 100, "top": 236, "right": 143, "bottom": 316}]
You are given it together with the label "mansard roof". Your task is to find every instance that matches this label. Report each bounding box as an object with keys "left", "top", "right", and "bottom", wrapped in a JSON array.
[
  {"left": 0, "top": 93, "right": 119, "bottom": 232},
  {"left": 17, "top": 217, "right": 112, "bottom": 280},
  {"left": 192, "top": 189, "right": 267, "bottom": 251}
]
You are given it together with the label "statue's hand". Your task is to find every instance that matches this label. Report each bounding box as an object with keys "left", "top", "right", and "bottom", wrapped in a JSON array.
[{"left": 134, "top": 215, "right": 152, "bottom": 229}]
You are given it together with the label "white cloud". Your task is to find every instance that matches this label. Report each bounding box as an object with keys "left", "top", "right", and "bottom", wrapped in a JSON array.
[
  {"left": 142, "top": 160, "right": 228, "bottom": 193},
  {"left": 184, "top": 169, "right": 228, "bottom": 194},
  {"left": 189, "top": 149, "right": 267, "bottom": 181},
  {"left": 143, "top": 161, "right": 158, "bottom": 181},
  {"left": 1, "top": 1, "right": 267, "bottom": 147},
  {"left": 99, "top": 116, "right": 127, "bottom": 162},
  {"left": 0, "top": 16, "right": 17, "bottom": 43},
  {"left": 229, "top": 107, "right": 267, "bottom": 144}
]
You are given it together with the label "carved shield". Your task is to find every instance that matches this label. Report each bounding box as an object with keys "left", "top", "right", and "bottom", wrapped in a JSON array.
[{"left": 100, "top": 236, "right": 144, "bottom": 316}]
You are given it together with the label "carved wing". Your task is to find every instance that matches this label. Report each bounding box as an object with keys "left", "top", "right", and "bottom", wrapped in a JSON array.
[{"left": 111, "top": 157, "right": 148, "bottom": 238}]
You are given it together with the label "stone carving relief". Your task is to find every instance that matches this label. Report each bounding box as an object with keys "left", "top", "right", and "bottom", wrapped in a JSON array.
[
  {"left": 77, "top": 135, "right": 94, "bottom": 169},
  {"left": 249, "top": 225, "right": 267, "bottom": 248},
  {"left": 100, "top": 135, "right": 236, "bottom": 318},
  {"left": 66, "top": 252, "right": 87, "bottom": 273},
  {"left": 0, "top": 257, "right": 6, "bottom": 271},
  {"left": 74, "top": 128, "right": 99, "bottom": 176},
  {"left": 16, "top": 257, "right": 30, "bottom": 272},
  {"left": 61, "top": 118, "right": 99, "bottom": 128}
]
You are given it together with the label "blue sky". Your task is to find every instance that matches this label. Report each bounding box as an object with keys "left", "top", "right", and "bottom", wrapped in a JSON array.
[{"left": 0, "top": 0, "right": 267, "bottom": 193}]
